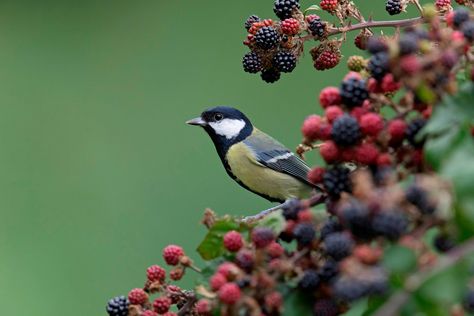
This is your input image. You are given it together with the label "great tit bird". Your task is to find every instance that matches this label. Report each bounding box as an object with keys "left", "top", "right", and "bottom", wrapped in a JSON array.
[{"left": 186, "top": 106, "right": 321, "bottom": 203}]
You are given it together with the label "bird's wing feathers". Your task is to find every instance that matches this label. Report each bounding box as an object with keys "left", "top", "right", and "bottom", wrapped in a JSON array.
[{"left": 243, "top": 129, "right": 315, "bottom": 187}]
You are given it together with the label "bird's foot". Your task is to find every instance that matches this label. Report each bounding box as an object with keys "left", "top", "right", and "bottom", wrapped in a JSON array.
[{"left": 240, "top": 199, "right": 297, "bottom": 224}]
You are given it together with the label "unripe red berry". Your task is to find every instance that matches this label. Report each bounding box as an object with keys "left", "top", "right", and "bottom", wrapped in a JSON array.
[
  {"left": 400, "top": 55, "right": 421, "bottom": 75},
  {"left": 218, "top": 283, "right": 241, "bottom": 305},
  {"left": 354, "top": 245, "right": 382, "bottom": 265},
  {"left": 267, "top": 241, "right": 285, "bottom": 258},
  {"left": 297, "top": 208, "right": 313, "bottom": 222},
  {"left": 350, "top": 106, "right": 368, "bottom": 121},
  {"left": 252, "top": 227, "right": 275, "bottom": 248},
  {"left": 142, "top": 310, "right": 158, "bottom": 316},
  {"left": 223, "top": 230, "right": 243, "bottom": 252},
  {"left": 169, "top": 267, "right": 184, "bottom": 281},
  {"left": 162, "top": 245, "right": 184, "bottom": 266},
  {"left": 147, "top": 265, "right": 166, "bottom": 282},
  {"left": 153, "top": 297, "right": 171, "bottom": 314},
  {"left": 377, "top": 153, "right": 392, "bottom": 166},
  {"left": 306, "top": 14, "right": 320, "bottom": 23},
  {"left": 355, "top": 143, "right": 379, "bottom": 165},
  {"left": 162, "top": 312, "right": 177, "bottom": 316},
  {"left": 360, "top": 113, "right": 384, "bottom": 137},
  {"left": 435, "top": 0, "right": 451, "bottom": 10},
  {"left": 320, "top": 141, "right": 340, "bottom": 163},
  {"left": 318, "top": 122, "right": 332, "bottom": 140},
  {"left": 301, "top": 115, "right": 322, "bottom": 140},
  {"left": 325, "top": 106, "right": 344, "bottom": 123},
  {"left": 281, "top": 18, "right": 300, "bottom": 35},
  {"left": 210, "top": 273, "right": 227, "bottom": 291},
  {"left": 196, "top": 299, "right": 212, "bottom": 315},
  {"left": 308, "top": 166, "right": 325, "bottom": 184},
  {"left": 319, "top": 87, "right": 341, "bottom": 108},
  {"left": 314, "top": 50, "right": 341, "bottom": 70},
  {"left": 128, "top": 288, "right": 148, "bottom": 305},
  {"left": 381, "top": 74, "right": 401, "bottom": 93},
  {"left": 265, "top": 291, "right": 283, "bottom": 310},
  {"left": 217, "top": 262, "right": 239, "bottom": 279},
  {"left": 343, "top": 71, "right": 363, "bottom": 81},
  {"left": 354, "top": 32, "right": 370, "bottom": 50},
  {"left": 340, "top": 147, "right": 356, "bottom": 162},
  {"left": 320, "top": 0, "right": 339, "bottom": 13},
  {"left": 388, "top": 119, "right": 407, "bottom": 144}
]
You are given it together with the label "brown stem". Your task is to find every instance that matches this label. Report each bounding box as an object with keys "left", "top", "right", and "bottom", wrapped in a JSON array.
[
  {"left": 373, "top": 238, "right": 474, "bottom": 316},
  {"left": 177, "top": 291, "right": 197, "bottom": 316}
]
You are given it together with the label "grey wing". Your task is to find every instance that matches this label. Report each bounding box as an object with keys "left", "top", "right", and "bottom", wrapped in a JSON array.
[{"left": 243, "top": 130, "right": 316, "bottom": 187}]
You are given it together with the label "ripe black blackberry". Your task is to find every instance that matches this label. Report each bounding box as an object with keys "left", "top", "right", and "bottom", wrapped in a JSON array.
[
  {"left": 464, "top": 290, "right": 474, "bottom": 313},
  {"left": 293, "top": 223, "right": 316, "bottom": 245},
  {"left": 320, "top": 217, "right": 343, "bottom": 240},
  {"left": 340, "top": 78, "right": 369, "bottom": 108},
  {"left": 318, "top": 259, "right": 339, "bottom": 282},
  {"left": 399, "top": 34, "right": 418, "bottom": 56},
  {"left": 368, "top": 52, "right": 390, "bottom": 81},
  {"left": 367, "top": 37, "right": 388, "bottom": 54},
  {"left": 255, "top": 26, "right": 280, "bottom": 50},
  {"left": 333, "top": 278, "right": 369, "bottom": 302},
  {"left": 405, "top": 185, "right": 435, "bottom": 214},
  {"left": 433, "top": 233, "right": 455, "bottom": 252},
  {"left": 340, "top": 202, "right": 375, "bottom": 239},
  {"left": 282, "top": 199, "right": 302, "bottom": 220},
  {"left": 273, "top": 51, "right": 297, "bottom": 73},
  {"left": 298, "top": 269, "right": 320, "bottom": 290},
  {"left": 244, "top": 15, "right": 260, "bottom": 30},
  {"left": 406, "top": 118, "right": 426, "bottom": 147},
  {"left": 453, "top": 8, "right": 470, "bottom": 29},
  {"left": 462, "top": 21, "right": 474, "bottom": 42},
  {"left": 313, "top": 299, "right": 339, "bottom": 316},
  {"left": 385, "top": 0, "right": 402, "bottom": 15},
  {"left": 106, "top": 296, "right": 129, "bottom": 316},
  {"left": 323, "top": 165, "right": 352, "bottom": 197},
  {"left": 372, "top": 211, "right": 407, "bottom": 241},
  {"left": 331, "top": 114, "right": 361, "bottom": 147},
  {"left": 324, "top": 232, "right": 354, "bottom": 261},
  {"left": 261, "top": 68, "right": 281, "bottom": 83},
  {"left": 308, "top": 17, "right": 326, "bottom": 38},
  {"left": 273, "top": 0, "right": 300, "bottom": 20},
  {"left": 242, "top": 52, "right": 263, "bottom": 74}
]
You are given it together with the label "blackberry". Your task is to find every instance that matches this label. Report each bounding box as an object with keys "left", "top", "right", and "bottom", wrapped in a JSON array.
[
  {"left": 298, "top": 269, "right": 320, "bottom": 290},
  {"left": 242, "top": 52, "right": 263, "bottom": 74},
  {"left": 273, "top": 0, "right": 300, "bottom": 20},
  {"left": 236, "top": 249, "right": 254, "bottom": 271},
  {"left": 462, "top": 21, "right": 474, "bottom": 42},
  {"left": 406, "top": 185, "right": 435, "bottom": 214},
  {"left": 464, "top": 290, "right": 474, "bottom": 313},
  {"left": 372, "top": 211, "right": 408, "bottom": 241},
  {"left": 320, "top": 217, "right": 343, "bottom": 240},
  {"left": 273, "top": 51, "right": 297, "bottom": 73},
  {"left": 324, "top": 232, "right": 354, "bottom": 261},
  {"left": 244, "top": 15, "right": 260, "bottom": 30},
  {"left": 313, "top": 299, "right": 339, "bottom": 316},
  {"left": 367, "top": 37, "right": 388, "bottom": 54},
  {"left": 252, "top": 227, "right": 275, "bottom": 248},
  {"left": 293, "top": 223, "right": 316, "bottom": 245},
  {"left": 318, "top": 259, "right": 339, "bottom": 282},
  {"left": 331, "top": 114, "right": 361, "bottom": 147},
  {"left": 333, "top": 278, "right": 369, "bottom": 302},
  {"left": 385, "top": 0, "right": 402, "bottom": 15},
  {"left": 255, "top": 26, "right": 280, "bottom": 50},
  {"left": 434, "top": 233, "right": 455, "bottom": 252},
  {"left": 106, "top": 296, "right": 129, "bottom": 316},
  {"left": 261, "top": 68, "right": 281, "bottom": 83},
  {"left": 340, "top": 202, "right": 375, "bottom": 239},
  {"left": 340, "top": 78, "right": 369, "bottom": 108},
  {"left": 368, "top": 52, "right": 390, "bottom": 81},
  {"left": 453, "top": 8, "right": 470, "bottom": 29},
  {"left": 323, "top": 166, "right": 352, "bottom": 197},
  {"left": 282, "top": 199, "right": 302, "bottom": 220},
  {"left": 399, "top": 34, "right": 418, "bottom": 56},
  {"left": 406, "top": 118, "right": 426, "bottom": 147},
  {"left": 309, "top": 17, "right": 326, "bottom": 37}
]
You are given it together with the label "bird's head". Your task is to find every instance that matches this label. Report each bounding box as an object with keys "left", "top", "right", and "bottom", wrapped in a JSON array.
[{"left": 186, "top": 107, "right": 253, "bottom": 149}]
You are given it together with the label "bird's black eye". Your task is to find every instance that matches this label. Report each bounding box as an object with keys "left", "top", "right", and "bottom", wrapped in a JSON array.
[{"left": 214, "top": 113, "right": 223, "bottom": 121}]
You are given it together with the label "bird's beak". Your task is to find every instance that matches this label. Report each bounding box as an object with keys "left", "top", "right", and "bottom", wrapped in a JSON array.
[{"left": 186, "top": 117, "right": 207, "bottom": 126}]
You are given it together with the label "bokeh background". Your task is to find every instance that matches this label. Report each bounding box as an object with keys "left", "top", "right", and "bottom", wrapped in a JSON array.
[{"left": 0, "top": 1, "right": 423, "bottom": 315}]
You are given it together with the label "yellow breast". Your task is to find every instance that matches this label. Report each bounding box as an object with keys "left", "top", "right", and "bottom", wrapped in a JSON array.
[{"left": 226, "top": 142, "right": 313, "bottom": 201}]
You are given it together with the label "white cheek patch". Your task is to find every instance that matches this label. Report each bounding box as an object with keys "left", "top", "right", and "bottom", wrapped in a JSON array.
[{"left": 209, "top": 119, "right": 246, "bottom": 139}]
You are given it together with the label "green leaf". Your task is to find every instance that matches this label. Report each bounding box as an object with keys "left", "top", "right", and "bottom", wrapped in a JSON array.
[
  {"left": 382, "top": 245, "right": 417, "bottom": 275},
  {"left": 283, "top": 289, "right": 314, "bottom": 316},
  {"left": 304, "top": 4, "right": 321, "bottom": 14},
  {"left": 342, "top": 298, "right": 368, "bottom": 316},
  {"left": 256, "top": 210, "right": 285, "bottom": 235},
  {"left": 196, "top": 218, "right": 242, "bottom": 260}
]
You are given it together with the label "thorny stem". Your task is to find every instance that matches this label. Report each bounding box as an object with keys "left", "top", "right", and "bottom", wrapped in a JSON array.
[
  {"left": 373, "top": 238, "right": 474, "bottom": 316},
  {"left": 177, "top": 291, "right": 197, "bottom": 316}
]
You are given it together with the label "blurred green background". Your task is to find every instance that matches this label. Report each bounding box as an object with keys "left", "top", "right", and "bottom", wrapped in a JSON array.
[{"left": 0, "top": 1, "right": 423, "bottom": 314}]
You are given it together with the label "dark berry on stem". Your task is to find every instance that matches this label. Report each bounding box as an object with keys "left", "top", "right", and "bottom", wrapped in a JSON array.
[
  {"left": 406, "top": 118, "right": 426, "bottom": 147},
  {"left": 367, "top": 37, "right": 388, "bottom": 54},
  {"left": 368, "top": 52, "right": 390, "bottom": 81},
  {"left": 323, "top": 166, "right": 352, "bottom": 197},
  {"left": 242, "top": 52, "right": 263, "bottom": 74},
  {"left": 293, "top": 223, "right": 316, "bottom": 245},
  {"left": 320, "top": 217, "right": 343, "bottom": 240},
  {"left": 333, "top": 278, "right": 368, "bottom": 301},
  {"left": 318, "top": 259, "right": 339, "bottom": 282},
  {"left": 399, "top": 34, "right": 419, "bottom": 56},
  {"left": 255, "top": 26, "right": 280, "bottom": 49},
  {"left": 261, "top": 68, "right": 281, "bottom": 83},
  {"left": 462, "top": 21, "right": 474, "bottom": 42},
  {"left": 340, "top": 78, "right": 368, "bottom": 108},
  {"left": 273, "top": 0, "right": 301, "bottom": 20},
  {"left": 372, "top": 211, "right": 408, "bottom": 241},
  {"left": 453, "top": 8, "right": 470, "bottom": 29},
  {"left": 308, "top": 17, "right": 326, "bottom": 37},
  {"left": 106, "top": 296, "right": 129, "bottom": 316},
  {"left": 252, "top": 227, "right": 275, "bottom": 248},
  {"left": 434, "top": 233, "right": 456, "bottom": 252},
  {"left": 324, "top": 232, "right": 354, "bottom": 261},
  {"left": 386, "top": 0, "right": 402, "bottom": 15},
  {"left": 273, "top": 51, "right": 297, "bottom": 73},
  {"left": 244, "top": 15, "right": 260, "bottom": 30},
  {"left": 331, "top": 114, "right": 361, "bottom": 147},
  {"left": 299, "top": 269, "right": 320, "bottom": 290},
  {"left": 406, "top": 185, "right": 435, "bottom": 214},
  {"left": 340, "top": 202, "right": 374, "bottom": 239},
  {"left": 314, "top": 299, "right": 339, "bottom": 316}
]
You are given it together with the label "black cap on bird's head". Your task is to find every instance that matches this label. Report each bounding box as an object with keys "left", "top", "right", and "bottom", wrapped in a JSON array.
[{"left": 186, "top": 106, "right": 254, "bottom": 155}]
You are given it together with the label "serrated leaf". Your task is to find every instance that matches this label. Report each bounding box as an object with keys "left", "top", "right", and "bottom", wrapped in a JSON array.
[{"left": 197, "top": 218, "right": 241, "bottom": 260}]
